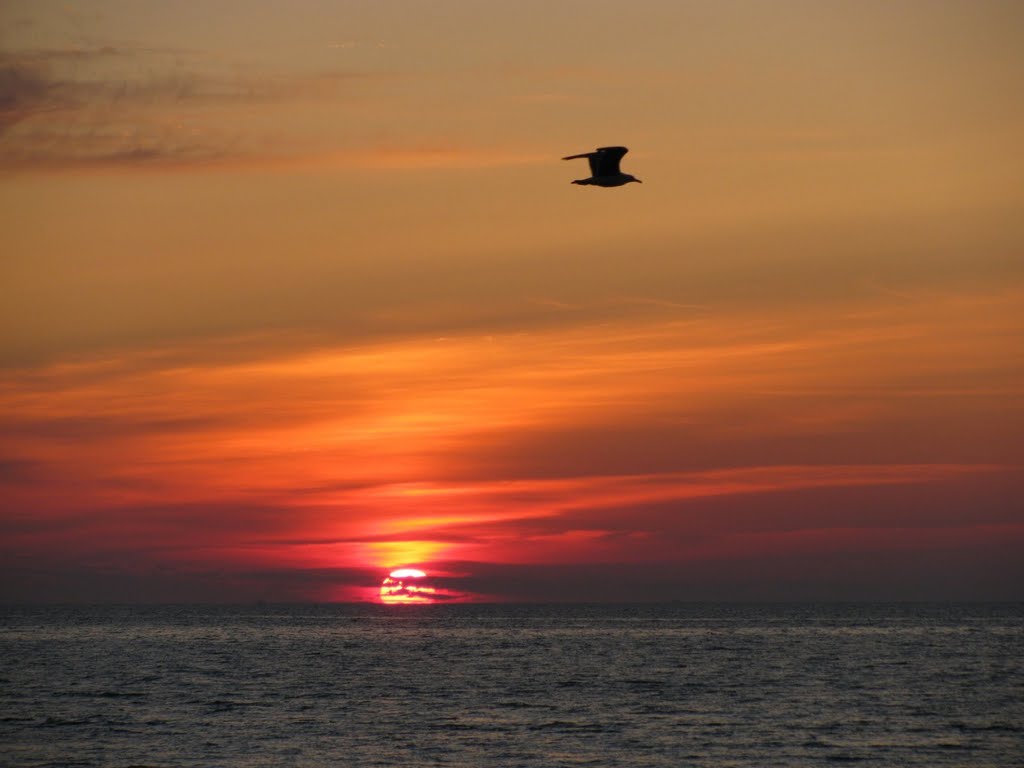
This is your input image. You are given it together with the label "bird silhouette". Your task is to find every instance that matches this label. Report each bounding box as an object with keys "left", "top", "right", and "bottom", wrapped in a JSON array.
[{"left": 562, "top": 146, "right": 641, "bottom": 187}]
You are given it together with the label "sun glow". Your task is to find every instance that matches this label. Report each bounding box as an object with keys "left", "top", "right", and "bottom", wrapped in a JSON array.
[
  {"left": 379, "top": 568, "right": 437, "bottom": 604},
  {"left": 364, "top": 540, "right": 448, "bottom": 570}
]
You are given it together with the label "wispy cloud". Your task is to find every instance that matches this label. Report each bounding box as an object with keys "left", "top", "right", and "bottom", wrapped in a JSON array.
[
  {"left": 1, "top": 44, "right": 551, "bottom": 174},
  {"left": 0, "top": 45, "right": 390, "bottom": 171},
  {"left": 283, "top": 462, "right": 1012, "bottom": 556}
]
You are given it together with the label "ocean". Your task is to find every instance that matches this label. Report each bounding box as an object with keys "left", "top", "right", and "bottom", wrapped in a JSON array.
[{"left": 1, "top": 603, "right": 1021, "bottom": 767}]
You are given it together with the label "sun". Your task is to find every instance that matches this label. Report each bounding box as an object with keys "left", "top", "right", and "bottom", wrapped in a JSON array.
[{"left": 379, "top": 568, "right": 438, "bottom": 604}]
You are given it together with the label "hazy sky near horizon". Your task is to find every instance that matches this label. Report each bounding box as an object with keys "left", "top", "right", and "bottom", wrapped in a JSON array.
[{"left": 2, "top": 0, "right": 1022, "bottom": 602}]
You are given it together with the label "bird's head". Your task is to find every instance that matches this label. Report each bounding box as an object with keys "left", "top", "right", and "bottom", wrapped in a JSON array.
[{"left": 627, "top": 175, "right": 642, "bottom": 184}]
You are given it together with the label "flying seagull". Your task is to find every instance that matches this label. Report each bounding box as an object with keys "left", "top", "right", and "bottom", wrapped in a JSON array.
[{"left": 562, "top": 146, "right": 641, "bottom": 187}]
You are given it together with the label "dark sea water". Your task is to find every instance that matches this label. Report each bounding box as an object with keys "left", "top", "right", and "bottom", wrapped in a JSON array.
[{"left": 1, "top": 603, "right": 1021, "bottom": 767}]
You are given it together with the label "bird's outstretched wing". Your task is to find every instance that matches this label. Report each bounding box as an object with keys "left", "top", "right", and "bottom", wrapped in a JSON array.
[
  {"left": 562, "top": 146, "right": 629, "bottom": 177},
  {"left": 562, "top": 151, "right": 599, "bottom": 178}
]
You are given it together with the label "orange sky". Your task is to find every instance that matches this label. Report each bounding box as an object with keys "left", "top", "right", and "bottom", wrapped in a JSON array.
[{"left": 2, "top": 1, "right": 1022, "bottom": 602}]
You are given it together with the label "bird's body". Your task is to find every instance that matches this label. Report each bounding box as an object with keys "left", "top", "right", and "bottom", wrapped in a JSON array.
[
  {"left": 569, "top": 173, "right": 638, "bottom": 188},
  {"left": 562, "top": 146, "right": 641, "bottom": 186}
]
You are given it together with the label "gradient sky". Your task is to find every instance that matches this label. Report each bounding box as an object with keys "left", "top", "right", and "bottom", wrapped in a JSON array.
[{"left": 2, "top": 0, "right": 1022, "bottom": 602}]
